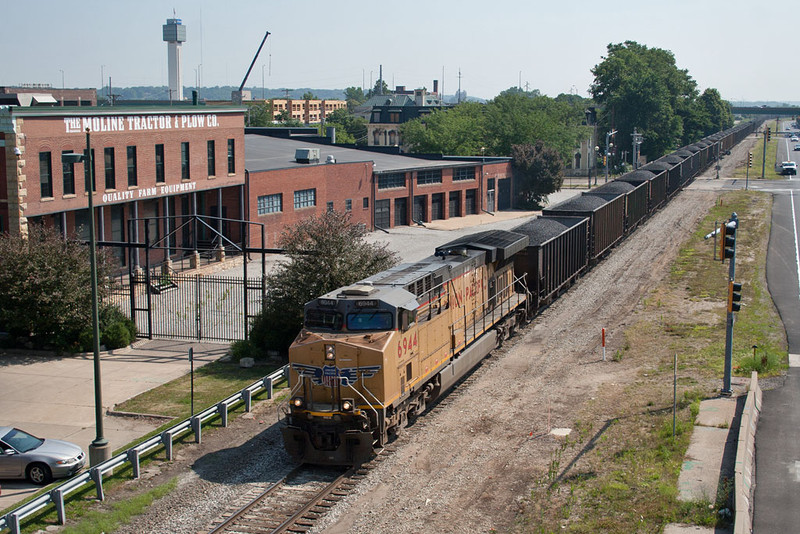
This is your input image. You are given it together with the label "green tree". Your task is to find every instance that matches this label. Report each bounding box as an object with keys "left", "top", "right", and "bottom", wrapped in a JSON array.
[
  {"left": 366, "top": 79, "right": 390, "bottom": 99},
  {"left": 344, "top": 86, "right": 366, "bottom": 111},
  {"left": 400, "top": 102, "right": 485, "bottom": 155},
  {"left": 251, "top": 211, "right": 398, "bottom": 353},
  {"left": 325, "top": 108, "right": 368, "bottom": 145},
  {"left": 591, "top": 41, "right": 699, "bottom": 159},
  {"left": 0, "top": 225, "right": 115, "bottom": 350},
  {"left": 302, "top": 91, "right": 318, "bottom": 100},
  {"left": 511, "top": 141, "right": 564, "bottom": 209},
  {"left": 244, "top": 101, "right": 271, "bottom": 127},
  {"left": 698, "top": 88, "right": 733, "bottom": 134}
]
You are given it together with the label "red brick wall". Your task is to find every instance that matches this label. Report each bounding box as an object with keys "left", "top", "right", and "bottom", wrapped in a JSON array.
[{"left": 247, "top": 161, "right": 373, "bottom": 248}]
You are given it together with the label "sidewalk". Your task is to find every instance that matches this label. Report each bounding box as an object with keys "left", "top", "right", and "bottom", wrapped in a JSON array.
[{"left": 0, "top": 339, "right": 227, "bottom": 510}]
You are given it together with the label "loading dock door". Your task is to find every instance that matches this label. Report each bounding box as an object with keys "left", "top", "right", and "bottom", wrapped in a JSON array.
[
  {"left": 465, "top": 189, "right": 477, "bottom": 215},
  {"left": 394, "top": 197, "right": 408, "bottom": 226},
  {"left": 374, "top": 199, "right": 391, "bottom": 229},
  {"left": 413, "top": 195, "right": 427, "bottom": 223},
  {"left": 498, "top": 178, "right": 511, "bottom": 210},
  {"left": 431, "top": 193, "right": 444, "bottom": 220},
  {"left": 449, "top": 191, "right": 461, "bottom": 218}
]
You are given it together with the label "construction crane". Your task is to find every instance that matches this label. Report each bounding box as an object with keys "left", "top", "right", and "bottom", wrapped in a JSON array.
[{"left": 231, "top": 30, "right": 270, "bottom": 104}]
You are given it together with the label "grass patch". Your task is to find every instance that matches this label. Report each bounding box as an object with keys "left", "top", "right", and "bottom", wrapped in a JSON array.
[
  {"left": 115, "top": 360, "right": 286, "bottom": 418},
  {"left": 517, "top": 189, "right": 787, "bottom": 532}
]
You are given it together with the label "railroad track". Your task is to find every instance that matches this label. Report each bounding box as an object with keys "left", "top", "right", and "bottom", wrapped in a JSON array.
[{"left": 206, "top": 450, "right": 392, "bottom": 534}]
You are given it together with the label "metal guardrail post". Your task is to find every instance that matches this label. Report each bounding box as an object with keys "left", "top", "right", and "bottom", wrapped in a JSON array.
[
  {"left": 89, "top": 467, "right": 104, "bottom": 501},
  {"left": 265, "top": 377, "right": 273, "bottom": 399},
  {"left": 50, "top": 488, "right": 66, "bottom": 525},
  {"left": 8, "top": 513, "right": 19, "bottom": 534},
  {"left": 161, "top": 431, "right": 173, "bottom": 461},
  {"left": 218, "top": 401, "right": 228, "bottom": 427},
  {"left": 192, "top": 415, "right": 202, "bottom": 444},
  {"left": 243, "top": 388, "right": 252, "bottom": 412},
  {"left": 127, "top": 449, "right": 140, "bottom": 479}
]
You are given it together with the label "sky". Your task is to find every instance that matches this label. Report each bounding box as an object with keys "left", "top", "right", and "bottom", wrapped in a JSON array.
[{"left": 0, "top": 0, "right": 789, "bottom": 103}]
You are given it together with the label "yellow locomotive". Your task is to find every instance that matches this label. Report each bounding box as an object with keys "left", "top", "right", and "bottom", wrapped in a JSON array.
[{"left": 281, "top": 230, "right": 530, "bottom": 464}]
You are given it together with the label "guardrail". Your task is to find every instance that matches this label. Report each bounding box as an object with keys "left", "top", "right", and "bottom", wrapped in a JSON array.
[
  {"left": 733, "top": 371, "right": 761, "bottom": 534},
  {"left": 0, "top": 365, "right": 289, "bottom": 534}
]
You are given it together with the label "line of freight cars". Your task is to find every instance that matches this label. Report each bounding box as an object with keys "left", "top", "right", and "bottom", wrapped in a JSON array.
[
  {"left": 515, "top": 120, "right": 759, "bottom": 314},
  {"left": 280, "top": 120, "right": 759, "bottom": 465}
]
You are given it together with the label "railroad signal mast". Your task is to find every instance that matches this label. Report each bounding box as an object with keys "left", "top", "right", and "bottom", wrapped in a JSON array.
[{"left": 718, "top": 213, "right": 741, "bottom": 395}]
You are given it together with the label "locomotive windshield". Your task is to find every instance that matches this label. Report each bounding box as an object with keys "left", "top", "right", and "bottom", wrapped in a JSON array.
[
  {"left": 346, "top": 311, "right": 394, "bottom": 331},
  {"left": 305, "top": 308, "right": 343, "bottom": 330}
]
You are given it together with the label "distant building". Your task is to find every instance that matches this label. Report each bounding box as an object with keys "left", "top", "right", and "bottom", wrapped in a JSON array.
[
  {"left": 0, "top": 85, "right": 98, "bottom": 107},
  {"left": 355, "top": 81, "right": 448, "bottom": 150},
  {"left": 267, "top": 98, "right": 346, "bottom": 124}
]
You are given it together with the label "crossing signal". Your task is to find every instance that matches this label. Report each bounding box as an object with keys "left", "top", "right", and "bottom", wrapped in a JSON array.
[
  {"left": 766, "top": 127, "right": 771, "bottom": 142},
  {"left": 728, "top": 281, "right": 743, "bottom": 312},
  {"left": 748, "top": 152, "right": 753, "bottom": 167}
]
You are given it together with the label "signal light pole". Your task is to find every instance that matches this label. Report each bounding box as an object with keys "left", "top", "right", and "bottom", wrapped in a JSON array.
[{"left": 720, "top": 212, "right": 740, "bottom": 395}]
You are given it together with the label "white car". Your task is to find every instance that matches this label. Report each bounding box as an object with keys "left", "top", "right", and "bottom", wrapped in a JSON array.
[{"left": 791, "top": 136, "right": 799, "bottom": 142}]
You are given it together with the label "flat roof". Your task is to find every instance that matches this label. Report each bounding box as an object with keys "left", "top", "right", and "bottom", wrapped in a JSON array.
[{"left": 244, "top": 134, "right": 476, "bottom": 174}]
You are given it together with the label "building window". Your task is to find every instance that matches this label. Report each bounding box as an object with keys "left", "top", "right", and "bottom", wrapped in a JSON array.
[
  {"left": 155, "top": 144, "right": 165, "bottom": 183},
  {"left": 345, "top": 198, "right": 352, "bottom": 211},
  {"left": 327, "top": 201, "right": 334, "bottom": 212},
  {"left": 363, "top": 197, "right": 369, "bottom": 209},
  {"left": 378, "top": 173, "right": 406, "bottom": 190},
  {"left": 227, "top": 139, "right": 235, "bottom": 174},
  {"left": 389, "top": 112, "right": 400, "bottom": 123},
  {"left": 257, "top": 193, "right": 282, "bottom": 214},
  {"left": 39, "top": 152, "right": 53, "bottom": 198},
  {"left": 294, "top": 188, "right": 316, "bottom": 209},
  {"left": 127, "top": 146, "right": 137, "bottom": 187},
  {"left": 62, "top": 151, "right": 75, "bottom": 195},
  {"left": 104, "top": 147, "right": 115, "bottom": 190},
  {"left": 453, "top": 167, "right": 476, "bottom": 181},
  {"left": 181, "top": 142, "right": 190, "bottom": 180},
  {"left": 207, "top": 140, "right": 216, "bottom": 176},
  {"left": 417, "top": 169, "right": 442, "bottom": 185}
]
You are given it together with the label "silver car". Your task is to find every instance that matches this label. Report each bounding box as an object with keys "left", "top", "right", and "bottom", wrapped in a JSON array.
[{"left": 0, "top": 427, "right": 86, "bottom": 485}]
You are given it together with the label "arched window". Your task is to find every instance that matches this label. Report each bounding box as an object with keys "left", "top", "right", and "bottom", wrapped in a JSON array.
[{"left": 574, "top": 152, "right": 582, "bottom": 169}]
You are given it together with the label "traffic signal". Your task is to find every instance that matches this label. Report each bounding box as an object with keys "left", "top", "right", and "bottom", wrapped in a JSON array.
[
  {"left": 728, "top": 281, "right": 743, "bottom": 312},
  {"left": 717, "top": 220, "right": 737, "bottom": 261},
  {"left": 748, "top": 152, "right": 753, "bottom": 167},
  {"left": 603, "top": 155, "right": 607, "bottom": 166},
  {"left": 766, "top": 127, "right": 771, "bottom": 142}
]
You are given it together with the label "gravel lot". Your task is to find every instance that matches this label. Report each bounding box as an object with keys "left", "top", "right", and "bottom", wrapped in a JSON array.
[{"left": 102, "top": 140, "right": 756, "bottom": 534}]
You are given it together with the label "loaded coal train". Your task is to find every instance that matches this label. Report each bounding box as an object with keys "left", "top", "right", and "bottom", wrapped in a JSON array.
[{"left": 280, "top": 121, "right": 759, "bottom": 465}]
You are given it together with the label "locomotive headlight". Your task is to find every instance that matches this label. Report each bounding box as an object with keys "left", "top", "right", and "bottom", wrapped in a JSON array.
[
  {"left": 341, "top": 399, "right": 354, "bottom": 412},
  {"left": 292, "top": 397, "right": 304, "bottom": 409},
  {"left": 325, "top": 344, "right": 336, "bottom": 361}
]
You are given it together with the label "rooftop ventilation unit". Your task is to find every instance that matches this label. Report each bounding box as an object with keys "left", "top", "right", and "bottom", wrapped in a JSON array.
[{"left": 295, "top": 147, "right": 320, "bottom": 164}]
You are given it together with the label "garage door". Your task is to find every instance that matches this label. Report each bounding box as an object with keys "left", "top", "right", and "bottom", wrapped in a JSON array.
[
  {"left": 394, "top": 197, "right": 408, "bottom": 226},
  {"left": 431, "top": 193, "right": 444, "bottom": 220},
  {"left": 375, "top": 199, "right": 390, "bottom": 229}
]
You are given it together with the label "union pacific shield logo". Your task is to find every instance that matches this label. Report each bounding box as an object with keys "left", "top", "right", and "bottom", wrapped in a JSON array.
[{"left": 293, "top": 363, "right": 382, "bottom": 388}]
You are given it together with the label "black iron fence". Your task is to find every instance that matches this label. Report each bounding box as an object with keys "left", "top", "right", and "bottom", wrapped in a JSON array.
[{"left": 108, "top": 272, "right": 265, "bottom": 342}]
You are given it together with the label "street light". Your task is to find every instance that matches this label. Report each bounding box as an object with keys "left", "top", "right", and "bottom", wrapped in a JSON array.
[{"left": 62, "top": 128, "right": 111, "bottom": 466}]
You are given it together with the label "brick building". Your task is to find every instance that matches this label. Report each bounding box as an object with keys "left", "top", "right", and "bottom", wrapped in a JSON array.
[
  {"left": 267, "top": 98, "right": 346, "bottom": 124},
  {"left": 0, "top": 105, "right": 246, "bottom": 266},
  {"left": 244, "top": 133, "right": 513, "bottom": 249},
  {"left": 0, "top": 85, "right": 98, "bottom": 107}
]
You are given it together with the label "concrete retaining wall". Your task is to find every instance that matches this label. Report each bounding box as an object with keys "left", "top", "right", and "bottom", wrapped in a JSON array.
[{"left": 734, "top": 371, "right": 761, "bottom": 534}]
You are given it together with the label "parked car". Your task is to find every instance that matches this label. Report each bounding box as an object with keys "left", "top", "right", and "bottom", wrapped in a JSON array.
[
  {"left": 0, "top": 427, "right": 86, "bottom": 485},
  {"left": 781, "top": 161, "right": 798, "bottom": 175}
]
